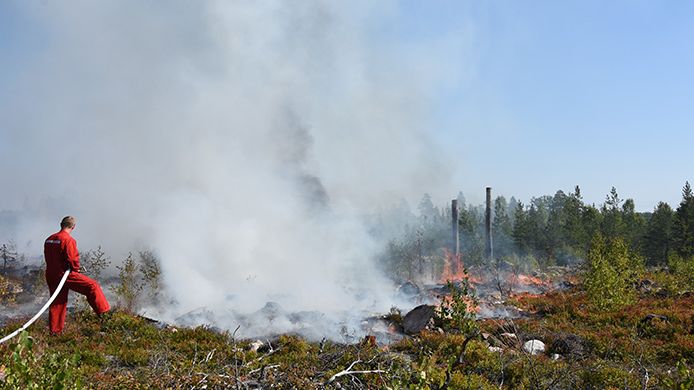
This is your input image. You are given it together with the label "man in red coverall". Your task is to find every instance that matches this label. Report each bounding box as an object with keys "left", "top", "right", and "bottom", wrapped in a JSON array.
[{"left": 44, "top": 216, "right": 110, "bottom": 334}]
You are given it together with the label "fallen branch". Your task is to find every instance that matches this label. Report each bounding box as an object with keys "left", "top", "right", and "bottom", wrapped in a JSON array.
[
  {"left": 457, "top": 329, "right": 481, "bottom": 364},
  {"left": 203, "top": 349, "right": 216, "bottom": 363},
  {"left": 252, "top": 345, "right": 281, "bottom": 364},
  {"left": 324, "top": 360, "right": 386, "bottom": 385}
]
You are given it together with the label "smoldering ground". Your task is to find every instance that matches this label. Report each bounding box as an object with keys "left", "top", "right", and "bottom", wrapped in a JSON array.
[{"left": 0, "top": 1, "right": 466, "bottom": 340}]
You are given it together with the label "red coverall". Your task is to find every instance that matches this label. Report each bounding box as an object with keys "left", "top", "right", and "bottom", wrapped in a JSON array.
[{"left": 44, "top": 230, "right": 110, "bottom": 334}]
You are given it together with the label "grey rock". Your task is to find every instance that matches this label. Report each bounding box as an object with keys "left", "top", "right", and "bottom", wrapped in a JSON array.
[
  {"left": 523, "top": 339, "right": 545, "bottom": 355},
  {"left": 248, "top": 340, "right": 264, "bottom": 352},
  {"left": 402, "top": 305, "right": 436, "bottom": 335},
  {"left": 550, "top": 334, "right": 587, "bottom": 360}
]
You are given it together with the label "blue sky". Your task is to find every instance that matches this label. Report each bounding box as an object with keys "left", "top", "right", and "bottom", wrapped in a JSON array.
[
  {"left": 394, "top": 1, "right": 694, "bottom": 210},
  {"left": 2, "top": 1, "right": 693, "bottom": 212}
]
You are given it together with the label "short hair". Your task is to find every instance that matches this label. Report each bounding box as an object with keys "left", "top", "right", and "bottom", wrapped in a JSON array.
[{"left": 60, "top": 216, "right": 76, "bottom": 229}]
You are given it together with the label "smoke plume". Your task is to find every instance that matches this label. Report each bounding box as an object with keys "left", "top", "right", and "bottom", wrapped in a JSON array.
[{"left": 1, "top": 1, "right": 458, "bottom": 339}]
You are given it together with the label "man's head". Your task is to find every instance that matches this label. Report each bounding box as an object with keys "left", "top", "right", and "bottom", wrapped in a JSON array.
[{"left": 60, "top": 216, "right": 76, "bottom": 231}]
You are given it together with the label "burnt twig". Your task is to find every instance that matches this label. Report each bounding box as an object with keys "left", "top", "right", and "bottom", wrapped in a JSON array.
[{"left": 324, "top": 359, "right": 386, "bottom": 385}]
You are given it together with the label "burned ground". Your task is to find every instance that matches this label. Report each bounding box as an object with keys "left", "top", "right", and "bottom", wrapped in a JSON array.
[{"left": 1, "top": 266, "right": 693, "bottom": 389}]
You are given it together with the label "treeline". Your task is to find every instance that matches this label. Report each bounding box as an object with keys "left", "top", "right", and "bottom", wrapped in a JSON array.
[{"left": 378, "top": 182, "right": 694, "bottom": 277}]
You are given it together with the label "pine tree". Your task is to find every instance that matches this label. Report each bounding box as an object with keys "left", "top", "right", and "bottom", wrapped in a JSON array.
[
  {"left": 417, "top": 193, "right": 437, "bottom": 223},
  {"left": 507, "top": 196, "right": 520, "bottom": 226},
  {"left": 512, "top": 202, "right": 531, "bottom": 255},
  {"left": 601, "top": 187, "right": 625, "bottom": 239},
  {"left": 528, "top": 196, "right": 551, "bottom": 263},
  {"left": 621, "top": 198, "right": 646, "bottom": 251},
  {"left": 580, "top": 204, "right": 603, "bottom": 252},
  {"left": 1, "top": 242, "right": 18, "bottom": 274},
  {"left": 493, "top": 196, "right": 513, "bottom": 258},
  {"left": 459, "top": 205, "right": 486, "bottom": 266},
  {"left": 673, "top": 182, "right": 694, "bottom": 257},
  {"left": 643, "top": 202, "right": 674, "bottom": 265},
  {"left": 545, "top": 190, "right": 568, "bottom": 264},
  {"left": 563, "top": 186, "right": 585, "bottom": 252},
  {"left": 456, "top": 191, "right": 467, "bottom": 210}
]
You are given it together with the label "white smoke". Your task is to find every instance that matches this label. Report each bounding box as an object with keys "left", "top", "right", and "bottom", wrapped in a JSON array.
[{"left": 1, "top": 1, "right": 460, "bottom": 339}]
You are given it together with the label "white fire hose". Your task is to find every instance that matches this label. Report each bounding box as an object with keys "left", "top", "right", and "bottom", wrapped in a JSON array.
[{"left": 0, "top": 270, "right": 71, "bottom": 344}]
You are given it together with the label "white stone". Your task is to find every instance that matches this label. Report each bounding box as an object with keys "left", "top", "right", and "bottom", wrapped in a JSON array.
[
  {"left": 523, "top": 339, "right": 545, "bottom": 355},
  {"left": 249, "top": 340, "right": 264, "bottom": 352}
]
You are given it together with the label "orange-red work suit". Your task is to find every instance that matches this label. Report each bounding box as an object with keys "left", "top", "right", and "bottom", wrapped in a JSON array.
[{"left": 44, "top": 230, "right": 110, "bottom": 334}]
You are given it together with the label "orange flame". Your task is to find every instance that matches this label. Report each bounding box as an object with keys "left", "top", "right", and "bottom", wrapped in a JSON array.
[
  {"left": 439, "top": 250, "right": 483, "bottom": 284},
  {"left": 438, "top": 293, "right": 480, "bottom": 313},
  {"left": 439, "top": 249, "right": 467, "bottom": 283},
  {"left": 514, "top": 274, "right": 552, "bottom": 288}
]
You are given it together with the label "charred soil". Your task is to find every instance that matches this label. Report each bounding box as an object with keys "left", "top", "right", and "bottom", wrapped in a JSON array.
[{"left": 1, "top": 269, "right": 693, "bottom": 389}]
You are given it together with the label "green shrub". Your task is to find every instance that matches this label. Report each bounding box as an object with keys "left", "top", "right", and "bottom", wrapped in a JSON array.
[
  {"left": 579, "top": 363, "right": 640, "bottom": 389},
  {"left": 0, "top": 274, "right": 15, "bottom": 305},
  {"left": 668, "top": 254, "right": 694, "bottom": 292},
  {"left": 585, "top": 235, "right": 642, "bottom": 311},
  {"left": 663, "top": 359, "right": 694, "bottom": 390},
  {"left": 75, "top": 246, "right": 111, "bottom": 312},
  {"left": 110, "top": 253, "right": 143, "bottom": 312},
  {"left": 2, "top": 331, "right": 81, "bottom": 389},
  {"left": 117, "top": 348, "right": 150, "bottom": 367},
  {"left": 138, "top": 250, "right": 162, "bottom": 303},
  {"left": 448, "top": 372, "right": 497, "bottom": 389},
  {"left": 637, "top": 316, "right": 677, "bottom": 341},
  {"left": 437, "top": 275, "right": 478, "bottom": 335},
  {"left": 81, "top": 246, "right": 111, "bottom": 280}
]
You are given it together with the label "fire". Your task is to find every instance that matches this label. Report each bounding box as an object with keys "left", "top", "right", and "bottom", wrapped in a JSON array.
[
  {"left": 511, "top": 291, "right": 544, "bottom": 300},
  {"left": 439, "top": 249, "right": 467, "bottom": 283},
  {"left": 438, "top": 292, "right": 480, "bottom": 313},
  {"left": 436, "top": 250, "right": 482, "bottom": 313},
  {"left": 439, "top": 249, "right": 483, "bottom": 285},
  {"left": 514, "top": 274, "right": 547, "bottom": 287},
  {"left": 506, "top": 273, "right": 554, "bottom": 297}
]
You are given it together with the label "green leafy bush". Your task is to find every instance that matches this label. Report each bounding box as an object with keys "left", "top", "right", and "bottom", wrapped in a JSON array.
[
  {"left": 0, "top": 275, "right": 15, "bottom": 306},
  {"left": 437, "top": 275, "right": 478, "bottom": 335},
  {"left": 138, "top": 250, "right": 162, "bottom": 303},
  {"left": 81, "top": 246, "right": 111, "bottom": 280},
  {"left": 663, "top": 359, "right": 694, "bottom": 390},
  {"left": 2, "top": 331, "right": 81, "bottom": 389},
  {"left": 585, "top": 235, "right": 643, "bottom": 311},
  {"left": 668, "top": 253, "right": 694, "bottom": 291},
  {"left": 110, "top": 253, "right": 143, "bottom": 312}
]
